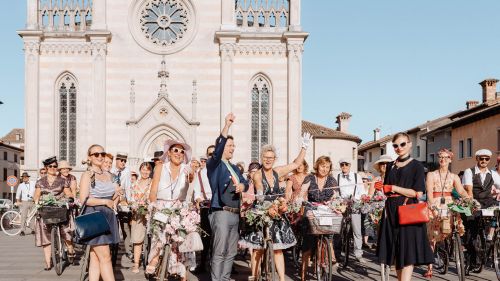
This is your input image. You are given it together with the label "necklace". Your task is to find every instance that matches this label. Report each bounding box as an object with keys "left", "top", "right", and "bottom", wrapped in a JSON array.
[
  {"left": 397, "top": 154, "right": 411, "bottom": 162},
  {"left": 438, "top": 170, "right": 449, "bottom": 205}
]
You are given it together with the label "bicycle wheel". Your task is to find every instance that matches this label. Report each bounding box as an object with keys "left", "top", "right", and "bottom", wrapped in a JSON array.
[
  {"left": 453, "top": 233, "right": 466, "bottom": 281},
  {"left": 316, "top": 236, "right": 332, "bottom": 281},
  {"left": 433, "top": 242, "right": 449, "bottom": 275},
  {"left": 341, "top": 221, "right": 352, "bottom": 268},
  {"left": 259, "top": 240, "right": 276, "bottom": 281},
  {"left": 158, "top": 244, "right": 171, "bottom": 281},
  {"left": 494, "top": 236, "right": 500, "bottom": 281},
  {"left": 292, "top": 233, "right": 303, "bottom": 269},
  {"left": 1, "top": 210, "right": 21, "bottom": 236},
  {"left": 79, "top": 245, "right": 90, "bottom": 281},
  {"left": 51, "top": 226, "right": 65, "bottom": 276},
  {"left": 471, "top": 232, "right": 484, "bottom": 273},
  {"left": 142, "top": 234, "right": 151, "bottom": 271}
]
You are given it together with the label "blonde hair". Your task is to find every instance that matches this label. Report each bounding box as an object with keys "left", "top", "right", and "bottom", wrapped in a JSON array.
[
  {"left": 313, "top": 156, "right": 332, "bottom": 174},
  {"left": 392, "top": 132, "right": 410, "bottom": 143},
  {"left": 260, "top": 144, "right": 277, "bottom": 158}
]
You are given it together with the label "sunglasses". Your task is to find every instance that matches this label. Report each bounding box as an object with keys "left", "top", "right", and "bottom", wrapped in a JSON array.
[
  {"left": 392, "top": 142, "right": 407, "bottom": 149},
  {"left": 90, "top": 152, "right": 106, "bottom": 158},
  {"left": 171, "top": 147, "right": 185, "bottom": 154},
  {"left": 40, "top": 172, "right": 47, "bottom": 175},
  {"left": 47, "top": 164, "right": 58, "bottom": 169},
  {"left": 340, "top": 163, "right": 350, "bottom": 167},
  {"left": 438, "top": 156, "right": 451, "bottom": 159},
  {"left": 478, "top": 157, "right": 490, "bottom": 162},
  {"left": 117, "top": 158, "right": 127, "bottom": 163}
]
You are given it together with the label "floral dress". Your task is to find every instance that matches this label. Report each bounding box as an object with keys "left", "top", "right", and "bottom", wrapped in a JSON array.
[
  {"left": 239, "top": 170, "right": 297, "bottom": 250},
  {"left": 427, "top": 171, "right": 464, "bottom": 243},
  {"left": 35, "top": 176, "right": 73, "bottom": 247},
  {"left": 130, "top": 179, "right": 150, "bottom": 244}
]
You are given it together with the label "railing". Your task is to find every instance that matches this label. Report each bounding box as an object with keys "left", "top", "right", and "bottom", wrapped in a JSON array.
[
  {"left": 235, "top": 0, "right": 289, "bottom": 30},
  {"left": 39, "top": 0, "right": 93, "bottom": 31}
]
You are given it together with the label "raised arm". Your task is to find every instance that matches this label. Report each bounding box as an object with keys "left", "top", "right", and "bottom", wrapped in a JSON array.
[
  {"left": 285, "top": 178, "right": 294, "bottom": 201},
  {"left": 274, "top": 133, "right": 312, "bottom": 178},
  {"left": 149, "top": 163, "right": 163, "bottom": 203},
  {"left": 207, "top": 113, "right": 235, "bottom": 171}
]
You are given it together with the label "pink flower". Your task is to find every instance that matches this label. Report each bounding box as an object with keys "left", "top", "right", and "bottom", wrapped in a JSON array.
[{"left": 165, "top": 224, "right": 176, "bottom": 235}]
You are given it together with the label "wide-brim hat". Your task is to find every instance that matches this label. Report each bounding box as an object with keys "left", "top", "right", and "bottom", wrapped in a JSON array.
[
  {"left": 373, "top": 155, "right": 393, "bottom": 172},
  {"left": 161, "top": 139, "right": 192, "bottom": 164},
  {"left": 21, "top": 172, "right": 30, "bottom": 178},
  {"left": 57, "top": 160, "right": 72, "bottom": 171}
]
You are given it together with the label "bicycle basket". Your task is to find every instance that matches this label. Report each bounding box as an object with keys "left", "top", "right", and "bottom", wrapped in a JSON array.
[
  {"left": 306, "top": 210, "right": 342, "bottom": 235},
  {"left": 39, "top": 206, "right": 68, "bottom": 225}
]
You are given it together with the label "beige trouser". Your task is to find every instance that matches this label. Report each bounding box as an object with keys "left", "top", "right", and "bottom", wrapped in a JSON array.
[{"left": 20, "top": 201, "right": 34, "bottom": 232}]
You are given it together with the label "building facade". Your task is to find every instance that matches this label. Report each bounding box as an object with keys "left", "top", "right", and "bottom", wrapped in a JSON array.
[
  {"left": 19, "top": 0, "right": 307, "bottom": 174},
  {"left": 0, "top": 142, "right": 23, "bottom": 199},
  {"left": 302, "top": 113, "right": 362, "bottom": 173}
]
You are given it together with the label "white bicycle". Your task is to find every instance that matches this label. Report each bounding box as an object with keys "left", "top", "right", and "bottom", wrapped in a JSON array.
[{"left": 1, "top": 205, "right": 37, "bottom": 236}]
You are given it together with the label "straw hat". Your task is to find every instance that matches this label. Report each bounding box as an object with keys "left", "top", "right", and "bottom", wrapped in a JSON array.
[
  {"left": 58, "top": 160, "right": 72, "bottom": 171},
  {"left": 373, "top": 155, "right": 393, "bottom": 172},
  {"left": 161, "top": 139, "right": 192, "bottom": 164}
]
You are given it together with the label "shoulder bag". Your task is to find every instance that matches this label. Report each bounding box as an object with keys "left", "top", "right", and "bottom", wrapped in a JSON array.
[{"left": 398, "top": 197, "right": 429, "bottom": 225}]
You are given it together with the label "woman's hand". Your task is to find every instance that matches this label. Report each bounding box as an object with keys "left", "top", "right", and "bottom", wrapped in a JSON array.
[{"left": 105, "top": 199, "right": 114, "bottom": 209}]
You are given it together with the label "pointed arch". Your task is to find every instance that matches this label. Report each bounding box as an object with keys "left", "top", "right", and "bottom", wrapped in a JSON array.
[
  {"left": 249, "top": 73, "right": 272, "bottom": 161},
  {"left": 55, "top": 72, "right": 78, "bottom": 166}
]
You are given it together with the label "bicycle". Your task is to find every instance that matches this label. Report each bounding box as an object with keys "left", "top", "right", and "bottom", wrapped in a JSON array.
[
  {"left": 39, "top": 205, "right": 71, "bottom": 276},
  {"left": 339, "top": 201, "right": 354, "bottom": 269},
  {"left": 465, "top": 209, "right": 492, "bottom": 275},
  {"left": 492, "top": 209, "right": 500, "bottom": 280},
  {"left": 437, "top": 210, "right": 466, "bottom": 280},
  {"left": 257, "top": 224, "right": 276, "bottom": 281},
  {"left": 1, "top": 204, "right": 37, "bottom": 236}
]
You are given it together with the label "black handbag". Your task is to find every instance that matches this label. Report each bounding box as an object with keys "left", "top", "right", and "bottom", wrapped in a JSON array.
[{"left": 74, "top": 197, "right": 111, "bottom": 243}]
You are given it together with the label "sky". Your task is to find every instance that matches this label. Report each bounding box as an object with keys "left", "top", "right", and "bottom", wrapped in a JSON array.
[{"left": 1, "top": 1, "right": 500, "bottom": 143}]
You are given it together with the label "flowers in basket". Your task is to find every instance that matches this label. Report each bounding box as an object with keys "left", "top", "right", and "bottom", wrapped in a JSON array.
[
  {"left": 37, "top": 193, "right": 66, "bottom": 207},
  {"left": 149, "top": 201, "right": 201, "bottom": 244},
  {"left": 448, "top": 197, "right": 481, "bottom": 217},
  {"left": 130, "top": 200, "right": 148, "bottom": 218},
  {"left": 329, "top": 199, "right": 348, "bottom": 214}
]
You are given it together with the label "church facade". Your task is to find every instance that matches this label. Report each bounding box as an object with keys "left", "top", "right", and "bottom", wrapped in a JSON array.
[{"left": 19, "top": 0, "right": 307, "bottom": 174}]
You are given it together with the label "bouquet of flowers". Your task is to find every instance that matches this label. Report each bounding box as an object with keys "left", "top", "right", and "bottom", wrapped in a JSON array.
[
  {"left": 245, "top": 199, "right": 285, "bottom": 228},
  {"left": 149, "top": 201, "right": 201, "bottom": 244},
  {"left": 329, "top": 198, "right": 348, "bottom": 214},
  {"left": 37, "top": 193, "right": 66, "bottom": 207},
  {"left": 130, "top": 200, "right": 148, "bottom": 218},
  {"left": 363, "top": 194, "right": 386, "bottom": 229},
  {"left": 448, "top": 197, "right": 481, "bottom": 217}
]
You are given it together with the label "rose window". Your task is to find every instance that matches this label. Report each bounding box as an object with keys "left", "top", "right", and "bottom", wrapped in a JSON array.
[{"left": 140, "top": 0, "right": 189, "bottom": 47}]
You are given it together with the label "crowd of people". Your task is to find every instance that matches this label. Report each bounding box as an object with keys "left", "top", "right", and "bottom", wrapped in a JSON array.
[{"left": 13, "top": 113, "right": 500, "bottom": 281}]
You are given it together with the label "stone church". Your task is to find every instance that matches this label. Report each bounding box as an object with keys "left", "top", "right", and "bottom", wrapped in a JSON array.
[{"left": 18, "top": 0, "right": 307, "bottom": 174}]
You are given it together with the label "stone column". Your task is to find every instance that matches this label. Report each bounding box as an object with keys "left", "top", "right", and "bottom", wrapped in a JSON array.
[
  {"left": 26, "top": 0, "right": 38, "bottom": 30},
  {"left": 289, "top": 0, "right": 302, "bottom": 32},
  {"left": 221, "top": 0, "right": 236, "bottom": 30},
  {"left": 91, "top": 39, "right": 107, "bottom": 146},
  {"left": 219, "top": 39, "right": 236, "bottom": 129},
  {"left": 286, "top": 39, "right": 304, "bottom": 162},
  {"left": 92, "top": 0, "right": 107, "bottom": 30},
  {"left": 23, "top": 38, "right": 40, "bottom": 175}
]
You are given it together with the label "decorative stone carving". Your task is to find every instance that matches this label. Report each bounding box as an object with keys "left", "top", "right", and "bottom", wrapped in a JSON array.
[
  {"left": 40, "top": 42, "right": 91, "bottom": 55},
  {"left": 129, "top": 0, "right": 198, "bottom": 55},
  {"left": 91, "top": 41, "right": 107, "bottom": 57},
  {"left": 24, "top": 41, "right": 40, "bottom": 55},
  {"left": 235, "top": 0, "right": 289, "bottom": 31}
]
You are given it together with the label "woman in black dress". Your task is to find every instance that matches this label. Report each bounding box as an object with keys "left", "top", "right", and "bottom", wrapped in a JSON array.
[
  {"left": 376, "top": 132, "right": 433, "bottom": 281},
  {"left": 299, "top": 156, "right": 339, "bottom": 281}
]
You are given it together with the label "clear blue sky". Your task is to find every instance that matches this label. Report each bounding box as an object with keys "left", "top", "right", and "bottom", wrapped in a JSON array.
[{"left": 1, "top": 1, "right": 500, "bottom": 143}]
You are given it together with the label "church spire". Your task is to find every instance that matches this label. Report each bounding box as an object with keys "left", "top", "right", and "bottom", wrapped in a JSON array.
[{"left": 158, "top": 56, "right": 169, "bottom": 98}]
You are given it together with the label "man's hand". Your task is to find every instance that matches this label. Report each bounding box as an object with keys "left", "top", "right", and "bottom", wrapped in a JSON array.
[
  {"left": 235, "top": 183, "right": 245, "bottom": 194},
  {"left": 225, "top": 113, "right": 235, "bottom": 127}
]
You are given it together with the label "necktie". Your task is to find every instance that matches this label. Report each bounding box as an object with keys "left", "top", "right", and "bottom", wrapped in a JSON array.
[
  {"left": 117, "top": 171, "right": 122, "bottom": 185},
  {"left": 342, "top": 174, "right": 350, "bottom": 181}
]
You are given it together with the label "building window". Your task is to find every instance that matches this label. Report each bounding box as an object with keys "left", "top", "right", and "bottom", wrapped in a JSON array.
[
  {"left": 380, "top": 147, "right": 385, "bottom": 155},
  {"left": 429, "top": 153, "right": 435, "bottom": 163},
  {"left": 3, "top": 152, "right": 6, "bottom": 161},
  {"left": 3, "top": 168, "right": 6, "bottom": 181},
  {"left": 13, "top": 170, "right": 17, "bottom": 178},
  {"left": 368, "top": 151, "right": 372, "bottom": 162},
  {"left": 58, "top": 74, "right": 77, "bottom": 166},
  {"left": 250, "top": 75, "right": 271, "bottom": 160},
  {"left": 429, "top": 136, "right": 435, "bottom": 143},
  {"left": 417, "top": 145, "right": 421, "bottom": 158},
  {"left": 235, "top": 0, "right": 290, "bottom": 29},
  {"left": 459, "top": 140, "right": 464, "bottom": 159},
  {"left": 14, "top": 154, "right": 17, "bottom": 163},
  {"left": 466, "top": 138, "right": 472, "bottom": 158}
]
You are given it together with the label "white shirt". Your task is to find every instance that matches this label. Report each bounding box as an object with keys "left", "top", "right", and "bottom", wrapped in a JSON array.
[
  {"left": 157, "top": 162, "right": 190, "bottom": 201},
  {"left": 463, "top": 166, "right": 500, "bottom": 187},
  {"left": 16, "top": 181, "right": 35, "bottom": 202},
  {"left": 112, "top": 166, "right": 132, "bottom": 201},
  {"left": 193, "top": 168, "right": 212, "bottom": 201},
  {"left": 336, "top": 171, "right": 366, "bottom": 200}
]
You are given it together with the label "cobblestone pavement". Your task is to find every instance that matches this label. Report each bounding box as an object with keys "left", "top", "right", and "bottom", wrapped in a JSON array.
[{"left": 0, "top": 232, "right": 497, "bottom": 281}]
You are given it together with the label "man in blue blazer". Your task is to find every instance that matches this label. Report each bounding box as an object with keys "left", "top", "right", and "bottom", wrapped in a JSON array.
[{"left": 207, "top": 112, "right": 248, "bottom": 281}]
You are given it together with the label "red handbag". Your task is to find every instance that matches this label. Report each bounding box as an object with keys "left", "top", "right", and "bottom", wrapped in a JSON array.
[{"left": 398, "top": 197, "right": 430, "bottom": 225}]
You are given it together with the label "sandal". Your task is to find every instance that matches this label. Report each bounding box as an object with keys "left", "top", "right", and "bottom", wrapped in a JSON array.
[
  {"left": 423, "top": 269, "right": 432, "bottom": 279},
  {"left": 131, "top": 263, "right": 140, "bottom": 274}
]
